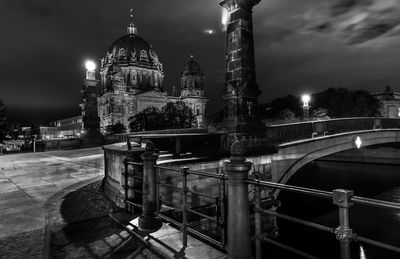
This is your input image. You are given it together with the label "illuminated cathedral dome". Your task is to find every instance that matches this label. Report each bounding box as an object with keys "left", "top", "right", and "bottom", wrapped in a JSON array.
[
  {"left": 181, "top": 57, "right": 205, "bottom": 96},
  {"left": 99, "top": 14, "right": 164, "bottom": 94},
  {"left": 182, "top": 58, "right": 203, "bottom": 76},
  {"left": 103, "top": 34, "right": 162, "bottom": 72}
]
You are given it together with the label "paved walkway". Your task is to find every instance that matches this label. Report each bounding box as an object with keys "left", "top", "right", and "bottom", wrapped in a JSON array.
[{"left": 0, "top": 147, "right": 104, "bottom": 257}]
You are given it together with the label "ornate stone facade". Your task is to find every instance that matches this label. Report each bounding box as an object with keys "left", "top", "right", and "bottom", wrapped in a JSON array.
[
  {"left": 95, "top": 16, "right": 208, "bottom": 133},
  {"left": 180, "top": 58, "right": 208, "bottom": 128},
  {"left": 373, "top": 86, "right": 400, "bottom": 118}
]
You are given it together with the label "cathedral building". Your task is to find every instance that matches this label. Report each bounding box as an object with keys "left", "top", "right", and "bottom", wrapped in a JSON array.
[{"left": 94, "top": 15, "right": 208, "bottom": 134}]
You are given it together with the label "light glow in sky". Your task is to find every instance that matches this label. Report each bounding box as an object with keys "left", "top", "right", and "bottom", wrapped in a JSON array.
[{"left": 221, "top": 8, "right": 228, "bottom": 31}]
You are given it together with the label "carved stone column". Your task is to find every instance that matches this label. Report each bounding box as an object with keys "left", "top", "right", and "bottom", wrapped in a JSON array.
[{"left": 219, "top": 0, "right": 262, "bottom": 132}]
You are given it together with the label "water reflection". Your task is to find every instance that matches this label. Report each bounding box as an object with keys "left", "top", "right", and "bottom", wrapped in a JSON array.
[
  {"left": 276, "top": 155, "right": 400, "bottom": 259},
  {"left": 360, "top": 245, "right": 367, "bottom": 259}
]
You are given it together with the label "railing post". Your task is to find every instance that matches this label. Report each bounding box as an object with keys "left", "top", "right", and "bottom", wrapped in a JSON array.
[
  {"left": 333, "top": 189, "right": 354, "bottom": 259},
  {"left": 225, "top": 141, "right": 252, "bottom": 259},
  {"left": 139, "top": 141, "right": 162, "bottom": 232},
  {"left": 180, "top": 167, "right": 189, "bottom": 248},
  {"left": 254, "top": 177, "right": 262, "bottom": 259}
]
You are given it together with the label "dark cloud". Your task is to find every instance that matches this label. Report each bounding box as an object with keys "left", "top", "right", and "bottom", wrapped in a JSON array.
[
  {"left": 345, "top": 8, "right": 400, "bottom": 44},
  {"left": 1, "top": 0, "right": 400, "bottom": 125},
  {"left": 307, "top": 0, "right": 400, "bottom": 44},
  {"left": 331, "top": 0, "right": 373, "bottom": 16}
]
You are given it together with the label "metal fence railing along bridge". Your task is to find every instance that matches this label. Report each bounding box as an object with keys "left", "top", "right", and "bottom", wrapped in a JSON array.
[{"left": 121, "top": 140, "right": 400, "bottom": 259}]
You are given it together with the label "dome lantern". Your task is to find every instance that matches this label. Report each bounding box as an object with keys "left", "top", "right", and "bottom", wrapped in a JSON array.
[{"left": 127, "top": 9, "right": 137, "bottom": 35}]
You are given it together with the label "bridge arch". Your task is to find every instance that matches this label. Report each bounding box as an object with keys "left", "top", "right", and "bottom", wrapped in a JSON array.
[{"left": 271, "top": 129, "right": 400, "bottom": 197}]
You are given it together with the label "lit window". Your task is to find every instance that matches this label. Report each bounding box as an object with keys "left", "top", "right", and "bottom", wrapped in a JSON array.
[
  {"left": 398, "top": 107, "right": 400, "bottom": 117},
  {"left": 140, "top": 50, "right": 148, "bottom": 61}
]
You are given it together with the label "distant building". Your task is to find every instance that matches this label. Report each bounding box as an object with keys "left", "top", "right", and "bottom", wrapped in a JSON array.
[
  {"left": 20, "top": 125, "right": 58, "bottom": 140},
  {"left": 93, "top": 14, "right": 208, "bottom": 134},
  {"left": 373, "top": 86, "right": 400, "bottom": 118},
  {"left": 54, "top": 115, "right": 83, "bottom": 138},
  {"left": 39, "top": 126, "right": 58, "bottom": 140}
]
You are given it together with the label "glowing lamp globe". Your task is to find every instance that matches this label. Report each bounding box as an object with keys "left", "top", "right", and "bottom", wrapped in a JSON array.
[
  {"left": 85, "top": 60, "right": 96, "bottom": 71},
  {"left": 302, "top": 94, "right": 311, "bottom": 107}
]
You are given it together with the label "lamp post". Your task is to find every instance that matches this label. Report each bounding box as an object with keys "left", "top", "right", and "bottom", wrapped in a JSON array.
[
  {"left": 81, "top": 60, "right": 101, "bottom": 146},
  {"left": 302, "top": 94, "right": 311, "bottom": 120},
  {"left": 85, "top": 60, "right": 96, "bottom": 80}
]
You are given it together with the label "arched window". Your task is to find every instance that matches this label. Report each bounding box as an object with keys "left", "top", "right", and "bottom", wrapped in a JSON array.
[
  {"left": 119, "top": 48, "right": 126, "bottom": 58},
  {"left": 140, "top": 50, "right": 148, "bottom": 61},
  {"left": 130, "top": 70, "right": 137, "bottom": 84}
]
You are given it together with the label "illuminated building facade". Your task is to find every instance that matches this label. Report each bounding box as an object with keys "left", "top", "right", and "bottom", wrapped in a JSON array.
[
  {"left": 96, "top": 15, "right": 208, "bottom": 133},
  {"left": 54, "top": 115, "right": 84, "bottom": 138},
  {"left": 373, "top": 86, "right": 400, "bottom": 118}
]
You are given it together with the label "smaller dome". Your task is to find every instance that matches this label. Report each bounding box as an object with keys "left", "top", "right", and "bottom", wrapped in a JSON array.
[{"left": 182, "top": 59, "right": 203, "bottom": 76}]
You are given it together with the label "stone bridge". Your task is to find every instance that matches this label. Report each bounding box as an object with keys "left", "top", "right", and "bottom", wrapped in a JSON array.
[{"left": 270, "top": 127, "right": 400, "bottom": 197}]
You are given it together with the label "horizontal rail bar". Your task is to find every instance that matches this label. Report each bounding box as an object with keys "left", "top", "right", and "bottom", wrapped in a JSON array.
[
  {"left": 158, "top": 199, "right": 181, "bottom": 210},
  {"left": 246, "top": 179, "right": 333, "bottom": 199},
  {"left": 158, "top": 213, "right": 224, "bottom": 249},
  {"left": 261, "top": 209, "right": 334, "bottom": 233},
  {"left": 357, "top": 235, "right": 400, "bottom": 254},
  {"left": 108, "top": 214, "right": 149, "bottom": 245},
  {"left": 158, "top": 182, "right": 181, "bottom": 191},
  {"left": 261, "top": 202, "right": 400, "bottom": 254},
  {"left": 247, "top": 179, "right": 400, "bottom": 210},
  {"left": 352, "top": 196, "right": 400, "bottom": 210},
  {"left": 186, "top": 227, "right": 224, "bottom": 249},
  {"left": 126, "top": 200, "right": 143, "bottom": 208},
  {"left": 187, "top": 169, "right": 228, "bottom": 180},
  {"left": 158, "top": 213, "right": 182, "bottom": 227},
  {"left": 187, "top": 208, "right": 218, "bottom": 222},
  {"left": 126, "top": 161, "right": 143, "bottom": 166},
  {"left": 249, "top": 179, "right": 400, "bottom": 210},
  {"left": 188, "top": 189, "right": 217, "bottom": 200},
  {"left": 260, "top": 236, "right": 319, "bottom": 259},
  {"left": 154, "top": 165, "right": 180, "bottom": 172}
]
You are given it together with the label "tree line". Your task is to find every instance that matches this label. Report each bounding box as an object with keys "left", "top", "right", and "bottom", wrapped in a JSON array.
[{"left": 105, "top": 101, "right": 195, "bottom": 134}]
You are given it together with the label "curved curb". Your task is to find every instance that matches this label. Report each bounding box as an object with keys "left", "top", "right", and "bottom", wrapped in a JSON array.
[{"left": 42, "top": 175, "right": 104, "bottom": 259}]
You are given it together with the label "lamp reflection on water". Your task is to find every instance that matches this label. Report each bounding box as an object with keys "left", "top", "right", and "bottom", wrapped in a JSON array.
[{"left": 360, "top": 245, "right": 367, "bottom": 259}]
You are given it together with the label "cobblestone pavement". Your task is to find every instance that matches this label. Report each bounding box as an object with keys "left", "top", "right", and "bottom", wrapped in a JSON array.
[
  {"left": 0, "top": 147, "right": 104, "bottom": 258},
  {"left": 47, "top": 180, "right": 161, "bottom": 259}
]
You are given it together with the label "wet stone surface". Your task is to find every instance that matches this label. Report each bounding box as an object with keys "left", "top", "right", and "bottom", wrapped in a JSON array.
[
  {"left": 48, "top": 180, "right": 161, "bottom": 258},
  {"left": 0, "top": 228, "right": 44, "bottom": 259}
]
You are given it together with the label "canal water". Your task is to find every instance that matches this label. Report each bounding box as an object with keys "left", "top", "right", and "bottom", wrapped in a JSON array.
[{"left": 269, "top": 150, "right": 400, "bottom": 259}]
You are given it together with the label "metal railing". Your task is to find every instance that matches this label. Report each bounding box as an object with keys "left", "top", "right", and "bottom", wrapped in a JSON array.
[
  {"left": 247, "top": 177, "right": 400, "bottom": 259},
  {"left": 122, "top": 141, "right": 400, "bottom": 259},
  {"left": 154, "top": 165, "right": 228, "bottom": 250}
]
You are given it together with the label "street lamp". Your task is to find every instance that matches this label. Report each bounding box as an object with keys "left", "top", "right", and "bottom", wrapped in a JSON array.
[
  {"left": 85, "top": 60, "right": 96, "bottom": 71},
  {"left": 302, "top": 94, "right": 311, "bottom": 120},
  {"left": 85, "top": 60, "right": 96, "bottom": 80}
]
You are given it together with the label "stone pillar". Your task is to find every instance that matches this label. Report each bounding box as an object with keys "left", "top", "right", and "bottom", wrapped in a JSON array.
[
  {"left": 219, "top": 0, "right": 262, "bottom": 132},
  {"left": 81, "top": 70, "right": 103, "bottom": 146},
  {"left": 225, "top": 141, "right": 252, "bottom": 259},
  {"left": 139, "top": 141, "right": 162, "bottom": 232}
]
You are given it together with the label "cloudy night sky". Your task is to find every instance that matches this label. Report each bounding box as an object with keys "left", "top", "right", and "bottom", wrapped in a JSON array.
[{"left": 1, "top": 0, "right": 400, "bottom": 125}]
